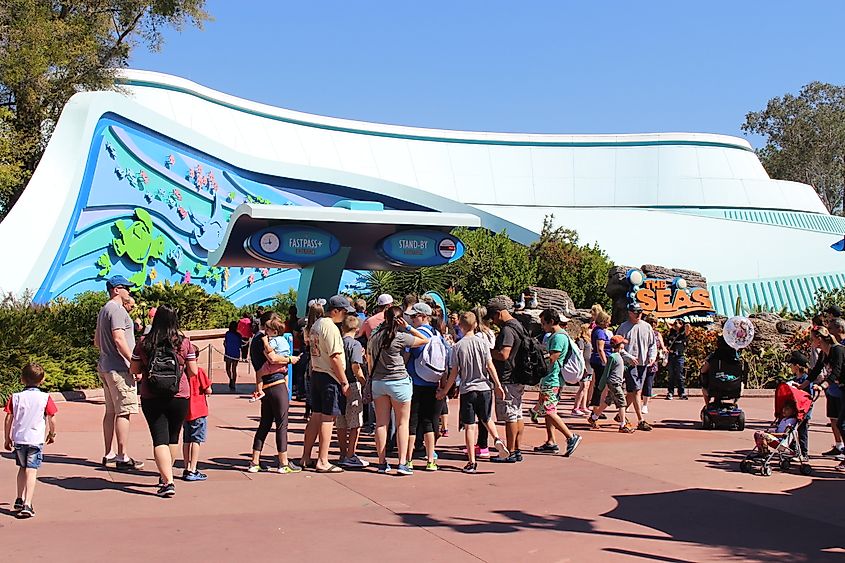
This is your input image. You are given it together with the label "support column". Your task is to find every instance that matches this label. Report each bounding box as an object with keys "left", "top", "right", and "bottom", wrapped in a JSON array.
[{"left": 296, "top": 247, "right": 351, "bottom": 314}]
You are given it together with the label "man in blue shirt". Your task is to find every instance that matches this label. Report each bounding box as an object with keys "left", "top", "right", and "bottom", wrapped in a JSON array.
[{"left": 405, "top": 302, "right": 444, "bottom": 471}]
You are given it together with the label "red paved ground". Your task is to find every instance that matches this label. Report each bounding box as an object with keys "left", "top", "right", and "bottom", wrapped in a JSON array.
[{"left": 2, "top": 358, "right": 844, "bottom": 562}]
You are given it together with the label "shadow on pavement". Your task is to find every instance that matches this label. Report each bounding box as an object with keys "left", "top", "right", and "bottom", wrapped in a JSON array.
[
  {"left": 363, "top": 479, "right": 845, "bottom": 562},
  {"left": 40, "top": 476, "right": 153, "bottom": 496}
]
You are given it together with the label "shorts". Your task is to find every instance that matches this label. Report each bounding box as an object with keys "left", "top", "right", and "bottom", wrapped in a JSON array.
[
  {"left": 826, "top": 392, "right": 842, "bottom": 419},
  {"left": 533, "top": 386, "right": 561, "bottom": 415},
  {"left": 460, "top": 390, "right": 492, "bottom": 425},
  {"left": 409, "top": 384, "right": 442, "bottom": 435},
  {"left": 605, "top": 381, "right": 626, "bottom": 409},
  {"left": 495, "top": 383, "right": 525, "bottom": 423},
  {"left": 14, "top": 444, "right": 43, "bottom": 469},
  {"left": 141, "top": 396, "right": 189, "bottom": 447},
  {"left": 183, "top": 417, "right": 208, "bottom": 443},
  {"left": 625, "top": 366, "right": 647, "bottom": 393},
  {"left": 372, "top": 376, "right": 413, "bottom": 403},
  {"left": 336, "top": 381, "right": 364, "bottom": 430},
  {"left": 99, "top": 370, "right": 139, "bottom": 416},
  {"left": 310, "top": 371, "right": 344, "bottom": 417}
]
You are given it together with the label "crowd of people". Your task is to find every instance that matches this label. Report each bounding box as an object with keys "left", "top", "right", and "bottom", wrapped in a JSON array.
[{"left": 5, "top": 274, "right": 845, "bottom": 519}]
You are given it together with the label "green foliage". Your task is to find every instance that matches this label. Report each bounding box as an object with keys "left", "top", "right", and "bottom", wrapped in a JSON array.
[
  {"left": 742, "top": 82, "right": 845, "bottom": 215},
  {"left": 529, "top": 215, "right": 614, "bottom": 309},
  {"left": 0, "top": 292, "right": 102, "bottom": 402},
  {"left": 0, "top": 0, "right": 210, "bottom": 217},
  {"left": 806, "top": 286, "right": 845, "bottom": 319},
  {"left": 447, "top": 227, "right": 538, "bottom": 306},
  {"left": 271, "top": 289, "right": 298, "bottom": 317},
  {"left": 444, "top": 291, "right": 472, "bottom": 315},
  {"left": 135, "top": 280, "right": 237, "bottom": 330}
]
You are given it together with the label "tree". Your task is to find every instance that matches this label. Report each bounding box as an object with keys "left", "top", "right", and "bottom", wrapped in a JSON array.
[
  {"left": 0, "top": 0, "right": 210, "bottom": 217},
  {"left": 741, "top": 82, "right": 845, "bottom": 215},
  {"left": 529, "top": 215, "right": 613, "bottom": 309},
  {"left": 448, "top": 227, "right": 538, "bottom": 306}
]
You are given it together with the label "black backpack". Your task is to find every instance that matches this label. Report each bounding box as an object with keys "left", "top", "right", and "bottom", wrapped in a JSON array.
[
  {"left": 147, "top": 340, "right": 182, "bottom": 396},
  {"left": 509, "top": 321, "right": 548, "bottom": 386}
]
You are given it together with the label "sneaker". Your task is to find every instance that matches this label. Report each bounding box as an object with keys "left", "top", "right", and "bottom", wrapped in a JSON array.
[
  {"left": 377, "top": 463, "right": 392, "bottom": 474},
  {"left": 341, "top": 455, "right": 369, "bottom": 469},
  {"left": 619, "top": 424, "right": 635, "bottom": 433},
  {"left": 564, "top": 434, "right": 582, "bottom": 457},
  {"left": 666, "top": 394, "right": 674, "bottom": 400},
  {"left": 440, "top": 428, "right": 450, "bottom": 438},
  {"left": 835, "top": 453, "right": 845, "bottom": 462},
  {"left": 246, "top": 464, "right": 263, "bottom": 473},
  {"left": 114, "top": 457, "right": 144, "bottom": 471},
  {"left": 598, "top": 413, "right": 608, "bottom": 420},
  {"left": 822, "top": 446, "right": 844, "bottom": 457},
  {"left": 13, "top": 498, "right": 24, "bottom": 512},
  {"left": 101, "top": 456, "right": 117, "bottom": 468},
  {"left": 396, "top": 464, "right": 413, "bottom": 476},
  {"left": 156, "top": 483, "right": 176, "bottom": 497},
  {"left": 491, "top": 453, "right": 517, "bottom": 463},
  {"left": 17, "top": 505, "right": 34, "bottom": 518},
  {"left": 477, "top": 448, "right": 491, "bottom": 459},
  {"left": 406, "top": 459, "right": 414, "bottom": 469},
  {"left": 642, "top": 405, "right": 649, "bottom": 414},
  {"left": 276, "top": 463, "right": 302, "bottom": 474},
  {"left": 533, "top": 442, "right": 560, "bottom": 453},
  {"left": 462, "top": 462, "right": 478, "bottom": 474},
  {"left": 587, "top": 416, "right": 599, "bottom": 429},
  {"left": 679, "top": 395, "right": 689, "bottom": 400},
  {"left": 493, "top": 439, "right": 510, "bottom": 459},
  {"left": 637, "top": 421, "right": 653, "bottom": 432},
  {"left": 425, "top": 461, "right": 438, "bottom": 471},
  {"left": 514, "top": 450, "right": 523, "bottom": 462},
  {"left": 183, "top": 471, "right": 208, "bottom": 481}
]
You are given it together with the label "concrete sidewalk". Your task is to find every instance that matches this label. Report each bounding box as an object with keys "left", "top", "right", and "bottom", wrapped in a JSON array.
[{"left": 2, "top": 373, "right": 844, "bottom": 562}]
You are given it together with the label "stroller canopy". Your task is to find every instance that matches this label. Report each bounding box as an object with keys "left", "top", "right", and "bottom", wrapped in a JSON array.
[{"left": 774, "top": 382, "right": 813, "bottom": 421}]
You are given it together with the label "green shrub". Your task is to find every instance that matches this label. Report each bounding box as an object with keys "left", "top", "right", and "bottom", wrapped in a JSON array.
[
  {"left": 529, "top": 215, "right": 613, "bottom": 310},
  {"left": 135, "top": 281, "right": 238, "bottom": 330}
]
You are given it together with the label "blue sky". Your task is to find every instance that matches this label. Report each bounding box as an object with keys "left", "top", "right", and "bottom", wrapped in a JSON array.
[{"left": 130, "top": 1, "right": 845, "bottom": 146}]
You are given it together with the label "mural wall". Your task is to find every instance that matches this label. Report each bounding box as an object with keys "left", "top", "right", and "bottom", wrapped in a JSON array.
[{"left": 40, "top": 116, "right": 398, "bottom": 304}]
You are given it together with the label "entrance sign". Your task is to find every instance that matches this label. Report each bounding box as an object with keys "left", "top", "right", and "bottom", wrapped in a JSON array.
[
  {"left": 627, "top": 269, "right": 715, "bottom": 324},
  {"left": 245, "top": 225, "right": 340, "bottom": 265},
  {"left": 378, "top": 230, "right": 465, "bottom": 267}
]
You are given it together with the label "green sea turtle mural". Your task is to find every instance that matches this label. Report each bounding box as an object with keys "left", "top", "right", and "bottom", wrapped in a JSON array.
[{"left": 109, "top": 208, "right": 166, "bottom": 287}]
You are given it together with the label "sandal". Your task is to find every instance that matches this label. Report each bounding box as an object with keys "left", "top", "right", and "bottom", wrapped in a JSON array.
[{"left": 315, "top": 464, "right": 344, "bottom": 474}]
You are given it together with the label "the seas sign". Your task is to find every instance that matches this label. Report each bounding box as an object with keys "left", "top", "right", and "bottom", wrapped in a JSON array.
[
  {"left": 627, "top": 269, "right": 715, "bottom": 324},
  {"left": 378, "top": 230, "right": 465, "bottom": 267},
  {"left": 245, "top": 226, "right": 340, "bottom": 265}
]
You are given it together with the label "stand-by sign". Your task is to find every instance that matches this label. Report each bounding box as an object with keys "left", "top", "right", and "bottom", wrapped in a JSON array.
[
  {"left": 245, "top": 226, "right": 340, "bottom": 265},
  {"left": 378, "top": 230, "right": 465, "bottom": 267},
  {"left": 627, "top": 269, "right": 715, "bottom": 324}
]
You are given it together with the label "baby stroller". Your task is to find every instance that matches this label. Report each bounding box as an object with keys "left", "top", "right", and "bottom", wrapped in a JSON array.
[
  {"left": 739, "top": 382, "right": 815, "bottom": 477},
  {"left": 701, "top": 358, "right": 746, "bottom": 431}
]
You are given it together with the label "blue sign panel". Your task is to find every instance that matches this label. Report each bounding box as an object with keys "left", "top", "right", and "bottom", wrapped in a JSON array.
[
  {"left": 378, "top": 230, "right": 465, "bottom": 267},
  {"left": 246, "top": 226, "right": 340, "bottom": 265}
]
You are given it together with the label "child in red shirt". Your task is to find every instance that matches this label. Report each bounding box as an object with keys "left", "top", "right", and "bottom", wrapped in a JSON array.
[{"left": 182, "top": 358, "right": 212, "bottom": 481}]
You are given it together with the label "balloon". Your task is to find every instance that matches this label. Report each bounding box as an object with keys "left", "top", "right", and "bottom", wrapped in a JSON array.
[{"left": 723, "top": 316, "right": 755, "bottom": 350}]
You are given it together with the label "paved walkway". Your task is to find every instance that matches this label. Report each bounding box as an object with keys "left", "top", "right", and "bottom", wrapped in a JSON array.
[{"left": 2, "top": 371, "right": 844, "bottom": 562}]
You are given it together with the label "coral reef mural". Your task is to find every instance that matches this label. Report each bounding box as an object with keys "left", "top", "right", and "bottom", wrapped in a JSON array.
[{"left": 45, "top": 117, "right": 381, "bottom": 305}]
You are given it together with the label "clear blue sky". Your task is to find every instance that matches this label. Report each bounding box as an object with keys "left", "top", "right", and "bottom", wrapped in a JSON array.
[{"left": 130, "top": 1, "right": 845, "bottom": 146}]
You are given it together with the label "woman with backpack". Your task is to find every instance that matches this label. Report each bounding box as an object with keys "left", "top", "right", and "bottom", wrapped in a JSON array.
[
  {"left": 528, "top": 308, "right": 583, "bottom": 457},
  {"left": 129, "top": 305, "right": 198, "bottom": 498},
  {"left": 366, "top": 305, "right": 429, "bottom": 475}
]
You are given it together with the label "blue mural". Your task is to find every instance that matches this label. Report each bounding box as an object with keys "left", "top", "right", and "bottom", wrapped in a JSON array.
[{"left": 37, "top": 116, "right": 411, "bottom": 305}]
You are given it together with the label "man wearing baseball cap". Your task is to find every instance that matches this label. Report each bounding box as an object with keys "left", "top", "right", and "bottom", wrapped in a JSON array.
[
  {"left": 357, "top": 293, "right": 394, "bottom": 344},
  {"left": 615, "top": 302, "right": 656, "bottom": 431},
  {"left": 485, "top": 295, "right": 527, "bottom": 462},
  {"left": 301, "top": 295, "right": 355, "bottom": 473},
  {"left": 94, "top": 275, "right": 144, "bottom": 470}
]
